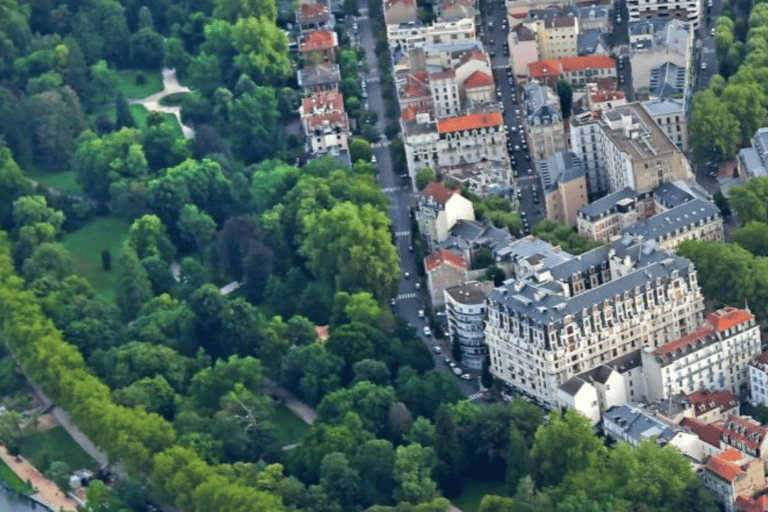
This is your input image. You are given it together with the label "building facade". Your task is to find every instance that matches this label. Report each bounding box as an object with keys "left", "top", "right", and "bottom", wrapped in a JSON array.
[
  {"left": 540, "top": 151, "right": 588, "bottom": 227},
  {"left": 417, "top": 182, "right": 476, "bottom": 249},
  {"left": 701, "top": 449, "right": 766, "bottom": 512},
  {"left": 533, "top": 16, "right": 579, "bottom": 60},
  {"left": 485, "top": 237, "right": 705, "bottom": 407},
  {"left": 643, "top": 97, "right": 688, "bottom": 152},
  {"left": 523, "top": 80, "right": 566, "bottom": 162},
  {"left": 626, "top": 0, "right": 701, "bottom": 29},
  {"left": 300, "top": 91, "right": 351, "bottom": 158},
  {"left": 642, "top": 307, "right": 760, "bottom": 400},
  {"left": 445, "top": 281, "right": 493, "bottom": 370}
]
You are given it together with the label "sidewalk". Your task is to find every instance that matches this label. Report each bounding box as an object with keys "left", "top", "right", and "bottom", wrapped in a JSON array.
[
  {"left": 264, "top": 379, "right": 317, "bottom": 425},
  {"left": 0, "top": 445, "right": 79, "bottom": 512}
]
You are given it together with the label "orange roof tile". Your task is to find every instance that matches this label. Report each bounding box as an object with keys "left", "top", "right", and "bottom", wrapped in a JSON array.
[
  {"left": 437, "top": 112, "right": 502, "bottom": 133},
  {"left": 401, "top": 103, "right": 432, "bottom": 122},
  {"left": 301, "top": 30, "right": 337, "bottom": 52},
  {"left": 402, "top": 71, "right": 431, "bottom": 99},
  {"left": 422, "top": 182, "right": 458, "bottom": 204},
  {"left": 458, "top": 49, "right": 487, "bottom": 66},
  {"left": 305, "top": 112, "right": 348, "bottom": 131},
  {"left": 560, "top": 55, "right": 616, "bottom": 72},
  {"left": 302, "top": 91, "right": 344, "bottom": 113},
  {"left": 528, "top": 59, "right": 562, "bottom": 78},
  {"left": 720, "top": 447, "right": 744, "bottom": 462},
  {"left": 591, "top": 90, "right": 625, "bottom": 103},
  {"left": 680, "top": 417, "right": 723, "bottom": 447},
  {"left": 425, "top": 249, "right": 468, "bottom": 272},
  {"left": 298, "top": 3, "right": 330, "bottom": 22},
  {"left": 720, "top": 415, "right": 768, "bottom": 452},
  {"left": 705, "top": 452, "right": 744, "bottom": 483},
  {"left": 687, "top": 389, "right": 738, "bottom": 417},
  {"left": 709, "top": 306, "right": 753, "bottom": 332},
  {"left": 464, "top": 70, "right": 494, "bottom": 88},
  {"left": 735, "top": 495, "right": 768, "bottom": 512}
]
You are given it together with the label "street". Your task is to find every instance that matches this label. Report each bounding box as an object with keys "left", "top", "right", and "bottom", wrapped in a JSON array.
[{"left": 352, "top": 1, "right": 482, "bottom": 398}]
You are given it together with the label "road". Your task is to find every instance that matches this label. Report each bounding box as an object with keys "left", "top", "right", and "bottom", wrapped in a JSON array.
[
  {"left": 482, "top": 0, "right": 546, "bottom": 231},
  {"left": 351, "top": 3, "right": 482, "bottom": 399}
]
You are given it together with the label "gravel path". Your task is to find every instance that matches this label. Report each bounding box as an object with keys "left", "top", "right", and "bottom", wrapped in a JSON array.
[
  {"left": 132, "top": 68, "right": 195, "bottom": 138},
  {"left": 0, "top": 445, "right": 79, "bottom": 512}
]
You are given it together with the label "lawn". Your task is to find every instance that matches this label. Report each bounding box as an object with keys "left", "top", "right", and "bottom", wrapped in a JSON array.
[
  {"left": 270, "top": 404, "right": 311, "bottom": 446},
  {"left": 20, "top": 426, "right": 98, "bottom": 473},
  {"left": 62, "top": 216, "right": 130, "bottom": 302},
  {"left": 90, "top": 104, "right": 183, "bottom": 137},
  {"left": 452, "top": 479, "right": 507, "bottom": 512},
  {"left": 24, "top": 169, "right": 82, "bottom": 195},
  {"left": 117, "top": 69, "right": 163, "bottom": 99},
  {"left": 0, "top": 458, "right": 34, "bottom": 495}
]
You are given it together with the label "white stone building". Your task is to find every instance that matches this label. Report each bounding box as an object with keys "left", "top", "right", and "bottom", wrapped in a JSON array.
[
  {"left": 444, "top": 281, "right": 493, "bottom": 370},
  {"left": 416, "top": 182, "right": 476, "bottom": 250},
  {"left": 626, "top": 0, "right": 701, "bottom": 29}
]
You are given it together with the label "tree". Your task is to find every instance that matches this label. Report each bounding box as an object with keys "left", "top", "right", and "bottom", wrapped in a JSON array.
[
  {"left": 320, "top": 452, "right": 361, "bottom": 512},
  {"left": 556, "top": 80, "right": 572, "bottom": 118},
  {"left": 350, "top": 138, "right": 373, "bottom": 163},
  {"left": 115, "top": 244, "right": 153, "bottom": 322},
  {"left": 26, "top": 86, "right": 87, "bottom": 171},
  {"left": 84, "top": 480, "right": 131, "bottom": 512},
  {"left": 214, "top": 0, "right": 278, "bottom": 23},
  {"left": 434, "top": 405, "right": 463, "bottom": 497},
  {"left": 46, "top": 461, "right": 71, "bottom": 491},
  {"left": 0, "top": 411, "right": 24, "bottom": 455},
  {"left": 230, "top": 17, "right": 291, "bottom": 85},
  {"left": 352, "top": 359, "right": 391, "bottom": 386},
  {"left": 88, "top": 60, "right": 119, "bottom": 104},
  {"left": 479, "top": 495, "right": 514, "bottom": 512},
  {"left": 178, "top": 204, "right": 217, "bottom": 258},
  {"left": 733, "top": 221, "right": 768, "bottom": 256},
  {"left": 481, "top": 356, "right": 494, "bottom": 389},
  {"left": 129, "top": 28, "right": 165, "bottom": 69},
  {"left": 22, "top": 242, "right": 73, "bottom": 282},
  {"left": 713, "top": 190, "right": 731, "bottom": 217},
  {"left": 393, "top": 443, "right": 437, "bottom": 504},
  {"left": 116, "top": 90, "right": 136, "bottom": 129},
  {"left": 0, "top": 146, "right": 31, "bottom": 229},
  {"left": 229, "top": 86, "right": 281, "bottom": 163},
  {"left": 354, "top": 439, "right": 396, "bottom": 506},
  {"left": 690, "top": 89, "right": 740, "bottom": 162},
  {"left": 128, "top": 214, "right": 175, "bottom": 261},
  {"left": 280, "top": 344, "right": 344, "bottom": 405},
  {"left": 506, "top": 425, "right": 530, "bottom": 493},
  {"left": 416, "top": 168, "right": 436, "bottom": 190}
]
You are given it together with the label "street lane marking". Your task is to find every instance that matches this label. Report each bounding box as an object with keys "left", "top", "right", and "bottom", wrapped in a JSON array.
[{"left": 397, "top": 293, "right": 417, "bottom": 299}]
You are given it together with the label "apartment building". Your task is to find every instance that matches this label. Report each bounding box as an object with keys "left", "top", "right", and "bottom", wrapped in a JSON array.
[
  {"left": 571, "top": 103, "right": 691, "bottom": 194},
  {"left": 387, "top": 18, "right": 476, "bottom": 51},
  {"left": 539, "top": 151, "right": 588, "bottom": 227},
  {"left": 626, "top": 0, "right": 701, "bottom": 29},
  {"left": 528, "top": 55, "right": 617, "bottom": 88},
  {"left": 532, "top": 16, "right": 580, "bottom": 60},
  {"left": 425, "top": 249, "right": 470, "bottom": 308},
  {"left": 749, "top": 351, "right": 768, "bottom": 408},
  {"left": 299, "top": 91, "right": 351, "bottom": 158},
  {"left": 295, "top": 3, "right": 333, "bottom": 33},
  {"left": 438, "top": 0, "right": 475, "bottom": 22},
  {"left": 642, "top": 307, "right": 760, "bottom": 400},
  {"left": 577, "top": 188, "right": 647, "bottom": 243},
  {"left": 701, "top": 449, "right": 766, "bottom": 512},
  {"left": 630, "top": 20, "right": 693, "bottom": 99},
  {"left": 603, "top": 403, "right": 679, "bottom": 445},
  {"left": 643, "top": 97, "right": 688, "bottom": 151},
  {"left": 300, "top": 30, "right": 339, "bottom": 64},
  {"left": 522, "top": 80, "right": 566, "bottom": 162},
  {"left": 737, "top": 127, "right": 768, "bottom": 180},
  {"left": 445, "top": 281, "right": 493, "bottom": 370},
  {"left": 416, "top": 181, "right": 476, "bottom": 250},
  {"left": 485, "top": 236, "right": 705, "bottom": 407},
  {"left": 623, "top": 199, "right": 723, "bottom": 250},
  {"left": 384, "top": 0, "right": 418, "bottom": 26},
  {"left": 509, "top": 23, "right": 539, "bottom": 80}
]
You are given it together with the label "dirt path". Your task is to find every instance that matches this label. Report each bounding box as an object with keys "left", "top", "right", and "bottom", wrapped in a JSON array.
[
  {"left": 264, "top": 379, "right": 317, "bottom": 425},
  {"left": 0, "top": 445, "right": 79, "bottom": 512},
  {"left": 132, "top": 68, "right": 195, "bottom": 139}
]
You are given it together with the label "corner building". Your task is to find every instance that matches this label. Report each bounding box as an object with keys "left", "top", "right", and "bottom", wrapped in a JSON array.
[{"left": 484, "top": 236, "right": 704, "bottom": 407}]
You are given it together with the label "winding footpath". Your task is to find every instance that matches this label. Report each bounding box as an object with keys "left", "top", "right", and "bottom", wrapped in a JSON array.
[{"left": 131, "top": 68, "right": 195, "bottom": 138}]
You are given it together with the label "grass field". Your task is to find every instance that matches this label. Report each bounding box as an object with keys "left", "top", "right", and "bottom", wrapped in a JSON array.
[
  {"left": 62, "top": 216, "right": 129, "bottom": 302},
  {"left": 270, "top": 404, "right": 311, "bottom": 446},
  {"left": 0, "top": 458, "right": 34, "bottom": 495},
  {"left": 20, "top": 426, "right": 97, "bottom": 474},
  {"left": 452, "top": 480, "right": 507, "bottom": 512},
  {"left": 90, "top": 104, "right": 183, "bottom": 137},
  {"left": 25, "top": 169, "right": 82, "bottom": 194},
  {"left": 117, "top": 70, "right": 163, "bottom": 99}
]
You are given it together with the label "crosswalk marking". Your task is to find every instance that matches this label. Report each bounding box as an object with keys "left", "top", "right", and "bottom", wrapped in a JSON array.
[
  {"left": 493, "top": 63, "right": 511, "bottom": 69},
  {"left": 395, "top": 230, "right": 410, "bottom": 237},
  {"left": 468, "top": 392, "right": 484, "bottom": 401},
  {"left": 382, "top": 187, "right": 400, "bottom": 193},
  {"left": 397, "top": 292, "right": 417, "bottom": 300},
  {"left": 372, "top": 141, "right": 391, "bottom": 148}
]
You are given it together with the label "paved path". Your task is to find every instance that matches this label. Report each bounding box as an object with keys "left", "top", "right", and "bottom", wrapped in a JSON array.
[
  {"left": 220, "top": 281, "right": 241, "bottom": 295},
  {"left": 0, "top": 445, "right": 79, "bottom": 512},
  {"left": 264, "top": 379, "right": 317, "bottom": 425},
  {"left": 132, "top": 68, "right": 195, "bottom": 139}
]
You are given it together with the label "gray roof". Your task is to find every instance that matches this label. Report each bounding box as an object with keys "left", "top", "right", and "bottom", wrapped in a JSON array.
[
  {"left": 652, "top": 181, "right": 694, "bottom": 209},
  {"left": 649, "top": 62, "right": 685, "bottom": 99},
  {"left": 298, "top": 64, "right": 341, "bottom": 88},
  {"left": 445, "top": 281, "right": 489, "bottom": 304},
  {"left": 423, "top": 40, "right": 484, "bottom": 56},
  {"left": 605, "top": 404, "right": 678, "bottom": 444},
  {"left": 642, "top": 97, "right": 685, "bottom": 117},
  {"left": 578, "top": 29, "right": 604, "bottom": 55},
  {"left": 539, "top": 151, "right": 584, "bottom": 192},
  {"left": 523, "top": 81, "right": 562, "bottom": 126},
  {"left": 443, "top": 220, "right": 514, "bottom": 255},
  {"left": 740, "top": 147, "right": 768, "bottom": 178},
  {"left": 578, "top": 6, "right": 608, "bottom": 19},
  {"left": 502, "top": 235, "right": 574, "bottom": 268},
  {"left": 559, "top": 376, "right": 588, "bottom": 396},
  {"left": 489, "top": 237, "right": 692, "bottom": 326},
  {"left": 578, "top": 187, "right": 636, "bottom": 219},
  {"left": 624, "top": 199, "right": 721, "bottom": 242}
]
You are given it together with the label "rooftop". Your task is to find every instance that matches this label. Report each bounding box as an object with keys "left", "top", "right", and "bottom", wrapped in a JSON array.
[
  {"left": 544, "top": 16, "right": 576, "bottom": 29},
  {"left": 539, "top": 151, "right": 584, "bottom": 192},
  {"left": 718, "top": 414, "right": 768, "bottom": 453},
  {"left": 560, "top": 55, "right": 615, "bottom": 71},
  {"left": 423, "top": 181, "right": 460, "bottom": 204},
  {"left": 680, "top": 417, "right": 723, "bottom": 447},
  {"left": 301, "top": 30, "right": 337, "bottom": 52},
  {"left": 437, "top": 112, "right": 503, "bottom": 133},
  {"left": 464, "top": 70, "right": 494, "bottom": 88},
  {"left": 600, "top": 103, "right": 680, "bottom": 162},
  {"left": 704, "top": 449, "right": 746, "bottom": 483},
  {"left": 298, "top": 63, "right": 341, "bottom": 87},
  {"left": 445, "top": 281, "right": 489, "bottom": 304},
  {"left": 605, "top": 404, "right": 678, "bottom": 444},
  {"left": 301, "top": 91, "right": 344, "bottom": 114},
  {"left": 687, "top": 389, "right": 739, "bottom": 417},
  {"left": 425, "top": 248, "right": 468, "bottom": 272},
  {"left": 297, "top": 3, "right": 330, "bottom": 23},
  {"left": 623, "top": 199, "right": 720, "bottom": 242},
  {"left": 642, "top": 97, "right": 685, "bottom": 117},
  {"left": 578, "top": 187, "right": 637, "bottom": 219},
  {"left": 735, "top": 495, "right": 768, "bottom": 512}
]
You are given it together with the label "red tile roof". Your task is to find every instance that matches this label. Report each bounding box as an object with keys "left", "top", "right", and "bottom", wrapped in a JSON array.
[
  {"left": 430, "top": 69, "right": 456, "bottom": 80},
  {"left": 298, "top": 3, "right": 330, "bottom": 23},
  {"left": 301, "top": 30, "right": 337, "bottom": 52},
  {"left": 437, "top": 112, "right": 502, "bottom": 133},
  {"left": 719, "top": 415, "right": 768, "bottom": 453},
  {"left": 680, "top": 417, "right": 723, "bottom": 447},
  {"left": 402, "top": 71, "right": 431, "bottom": 99},
  {"left": 528, "top": 59, "right": 562, "bottom": 79},
  {"left": 305, "top": 112, "right": 349, "bottom": 131},
  {"left": 591, "top": 90, "right": 625, "bottom": 103},
  {"left": 755, "top": 349, "right": 768, "bottom": 366},
  {"left": 709, "top": 306, "right": 754, "bottom": 332},
  {"left": 705, "top": 451, "right": 744, "bottom": 483},
  {"left": 687, "top": 389, "right": 738, "bottom": 417},
  {"left": 401, "top": 103, "right": 432, "bottom": 121},
  {"left": 422, "top": 182, "right": 458, "bottom": 204},
  {"left": 458, "top": 49, "right": 487, "bottom": 66},
  {"left": 735, "top": 495, "right": 768, "bottom": 512},
  {"left": 464, "top": 70, "right": 494, "bottom": 88},
  {"left": 302, "top": 91, "right": 344, "bottom": 113},
  {"left": 720, "top": 447, "right": 744, "bottom": 462},
  {"left": 425, "top": 249, "right": 468, "bottom": 272},
  {"left": 560, "top": 55, "right": 616, "bottom": 72}
]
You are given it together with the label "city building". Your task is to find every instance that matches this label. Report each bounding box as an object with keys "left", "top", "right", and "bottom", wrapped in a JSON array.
[
  {"left": 642, "top": 307, "right": 760, "bottom": 400},
  {"left": 297, "top": 63, "right": 342, "bottom": 93},
  {"left": 701, "top": 448, "right": 766, "bottom": 512},
  {"left": 522, "top": 80, "right": 566, "bottom": 162},
  {"left": 749, "top": 350, "right": 768, "bottom": 408},
  {"left": 527, "top": 55, "right": 617, "bottom": 87},
  {"left": 504, "top": 235, "right": 574, "bottom": 279},
  {"left": 571, "top": 103, "right": 692, "bottom": 194},
  {"left": 387, "top": 18, "right": 476, "bottom": 51},
  {"left": 509, "top": 23, "right": 540, "bottom": 80},
  {"left": 437, "top": 0, "right": 475, "bottom": 22},
  {"left": 603, "top": 403, "right": 679, "bottom": 445},
  {"left": 623, "top": 199, "right": 723, "bottom": 250},
  {"left": 417, "top": 182, "right": 476, "bottom": 250},
  {"left": 577, "top": 6, "right": 610, "bottom": 33},
  {"left": 539, "top": 151, "right": 588, "bottom": 226},
  {"left": 532, "top": 16, "right": 580, "bottom": 60},
  {"left": 577, "top": 188, "right": 647, "bottom": 243},
  {"left": 299, "top": 91, "right": 351, "bottom": 159},
  {"left": 384, "top": 0, "right": 418, "bottom": 26},
  {"left": 642, "top": 97, "right": 688, "bottom": 151},
  {"left": 440, "top": 219, "right": 515, "bottom": 268},
  {"left": 296, "top": 3, "right": 333, "bottom": 33},
  {"left": 734, "top": 495, "right": 768, "bottom": 512},
  {"left": 578, "top": 29, "right": 609, "bottom": 56},
  {"left": 626, "top": 0, "right": 701, "bottom": 29},
  {"left": 300, "top": 30, "right": 339, "bottom": 64},
  {"left": 445, "top": 281, "right": 493, "bottom": 369},
  {"left": 737, "top": 127, "right": 768, "bottom": 180},
  {"left": 425, "top": 249, "right": 470, "bottom": 308},
  {"left": 485, "top": 236, "right": 704, "bottom": 407},
  {"left": 629, "top": 20, "right": 693, "bottom": 100}
]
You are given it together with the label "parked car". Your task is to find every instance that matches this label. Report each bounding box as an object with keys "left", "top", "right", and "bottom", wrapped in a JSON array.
[
  {"left": 452, "top": 367, "right": 463, "bottom": 376},
  {"left": 418, "top": 309, "right": 425, "bottom": 318},
  {"left": 460, "top": 373, "right": 472, "bottom": 380},
  {"left": 433, "top": 345, "right": 442, "bottom": 353},
  {"left": 423, "top": 326, "right": 432, "bottom": 337}
]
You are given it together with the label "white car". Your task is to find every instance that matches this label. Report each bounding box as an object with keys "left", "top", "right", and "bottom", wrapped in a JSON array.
[
  {"left": 452, "top": 367, "right": 463, "bottom": 376},
  {"left": 371, "top": 154, "right": 377, "bottom": 163},
  {"left": 418, "top": 309, "right": 425, "bottom": 318},
  {"left": 423, "top": 326, "right": 432, "bottom": 337},
  {"left": 460, "top": 374, "right": 472, "bottom": 381}
]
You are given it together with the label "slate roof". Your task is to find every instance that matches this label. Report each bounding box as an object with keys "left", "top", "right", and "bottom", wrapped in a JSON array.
[
  {"left": 623, "top": 199, "right": 720, "bottom": 242},
  {"left": 578, "top": 187, "right": 636, "bottom": 219},
  {"left": 652, "top": 181, "right": 695, "bottom": 209},
  {"left": 298, "top": 63, "right": 341, "bottom": 88},
  {"left": 559, "top": 376, "right": 588, "bottom": 396},
  {"left": 605, "top": 404, "right": 678, "bottom": 443},
  {"left": 538, "top": 151, "right": 584, "bottom": 192},
  {"left": 578, "top": 29, "right": 604, "bottom": 55},
  {"left": 740, "top": 147, "right": 768, "bottom": 178},
  {"left": 499, "top": 235, "right": 573, "bottom": 268}
]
